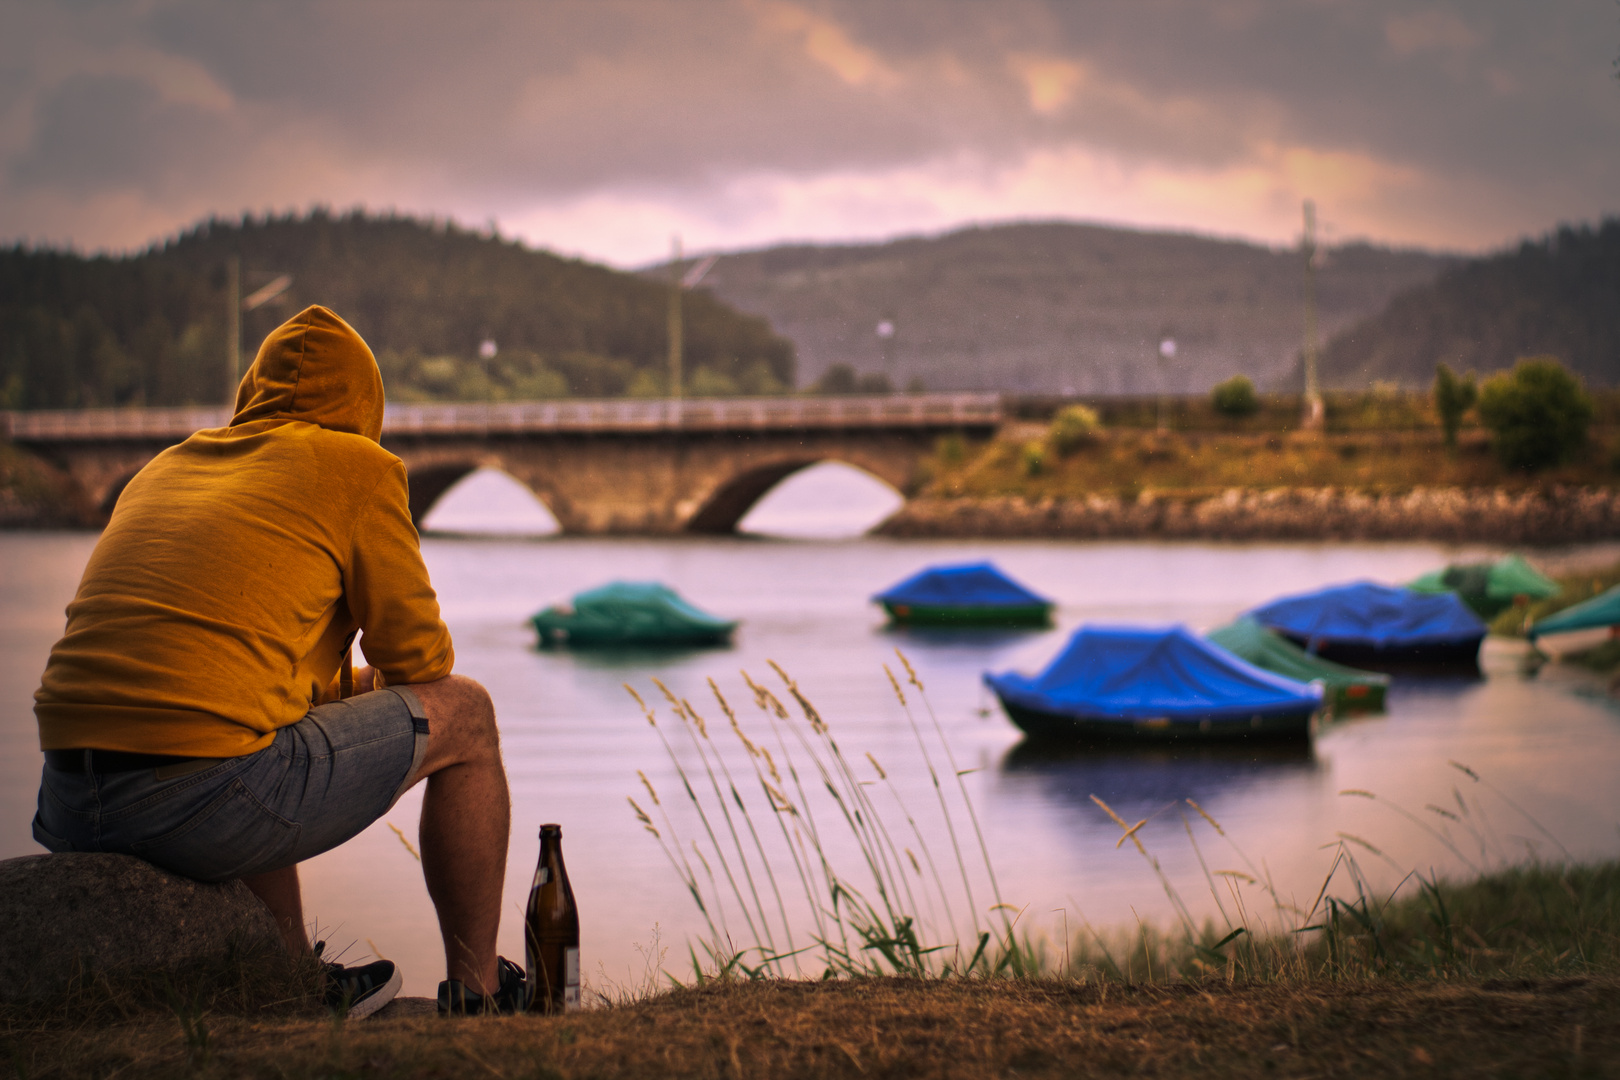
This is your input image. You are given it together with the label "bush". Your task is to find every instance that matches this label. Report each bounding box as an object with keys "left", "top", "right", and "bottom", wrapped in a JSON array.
[
  {"left": 1019, "top": 440, "right": 1045, "bottom": 477},
  {"left": 1046, "top": 404, "right": 1101, "bottom": 456},
  {"left": 1476, "top": 356, "right": 1593, "bottom": 470},
  {"left": 1433, "top": 362, "right": 1478, "bottom": 448},
  {"left": 1211, "top": 375, "right": 1260, "bottom": 418}
]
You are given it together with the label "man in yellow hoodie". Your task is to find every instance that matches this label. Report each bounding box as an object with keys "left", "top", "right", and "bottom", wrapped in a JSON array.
[{"left": 33, "top": 306, "right": 521, "bottom": 1017}]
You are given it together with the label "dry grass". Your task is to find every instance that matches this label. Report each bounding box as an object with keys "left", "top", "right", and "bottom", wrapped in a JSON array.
[
  {"left": 924, "top": 427, "right": 1620, "bottom": 502},
  {"left": 5, "top": 973, "right": 1617, "bottom": 1078}
]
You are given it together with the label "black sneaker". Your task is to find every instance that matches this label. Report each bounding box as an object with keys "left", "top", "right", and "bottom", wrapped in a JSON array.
[
  {"left": 437, "top": 956, "right": 527, "bottom": 1015},
  {"left": 316, "top": 941, "right": 402, "bottom": 1020}
]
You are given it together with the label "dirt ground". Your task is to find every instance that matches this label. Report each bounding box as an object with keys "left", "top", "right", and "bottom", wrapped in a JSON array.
[{"left": 9, "top": 974, "right": 1617, "bottom": 1079}]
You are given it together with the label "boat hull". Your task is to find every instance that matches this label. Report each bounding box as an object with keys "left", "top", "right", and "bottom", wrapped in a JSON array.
[
  {"left": 882, "top": 601, "right": 1052, "bottom": 627},
  {"left": 995, "top": 698, "right": 1316, "bottom": 744},
  {"left": 530, "top": 617, "right": 736, "bottom": 649},
  {"left": 1274, "top": 632, "right": 1484, "bottom": 675},
  {"left": 1327, "top": 681, "right": 1387, "bottom": 713}
]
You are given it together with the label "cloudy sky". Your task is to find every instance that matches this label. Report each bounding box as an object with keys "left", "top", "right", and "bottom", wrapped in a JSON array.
[{"left": 3, "top": 0, "right": 1617, "bottom": 265}]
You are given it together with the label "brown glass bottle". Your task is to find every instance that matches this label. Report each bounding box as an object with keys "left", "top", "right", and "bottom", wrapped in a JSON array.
[{"left": 525, "top": 823, "right": 580, "bottom": 1013}]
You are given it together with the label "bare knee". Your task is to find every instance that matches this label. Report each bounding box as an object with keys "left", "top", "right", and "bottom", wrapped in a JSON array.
[{"left": 405, "top": 675, "right": 500, "bottom": 765}]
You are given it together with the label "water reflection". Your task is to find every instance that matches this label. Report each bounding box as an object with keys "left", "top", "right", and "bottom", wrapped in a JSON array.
[
  {"left": 540, "top": 642, "right": 735, "bottom": 670},
  {"left": 998, "top": 740, "right": 1321, "bottom": 818}
]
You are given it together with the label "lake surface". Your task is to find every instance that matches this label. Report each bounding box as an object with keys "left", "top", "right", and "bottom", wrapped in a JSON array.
[{"left": 6, "top": 530, "right": 1620, "bottom": 998}]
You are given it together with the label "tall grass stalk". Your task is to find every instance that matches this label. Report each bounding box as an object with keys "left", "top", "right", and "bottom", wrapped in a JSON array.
[
  {"left": 629, "top": 661, "right": 1011, "bottom": 979},
  {"left": 631, "top": 667, "right": 1610, "bottom": 989}
]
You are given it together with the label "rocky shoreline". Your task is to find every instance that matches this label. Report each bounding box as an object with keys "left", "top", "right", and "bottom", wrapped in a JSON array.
[{"left": 876, "top": 485, "right": 1620, "bottom": 545}]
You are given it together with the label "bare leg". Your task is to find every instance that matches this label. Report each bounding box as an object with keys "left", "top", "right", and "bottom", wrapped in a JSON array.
[
  {"left": 243, "top": 864, "right": 312, "bottom": 954},
  {"left": 398, "top": 675, "right": 509, "bottom": 995}
]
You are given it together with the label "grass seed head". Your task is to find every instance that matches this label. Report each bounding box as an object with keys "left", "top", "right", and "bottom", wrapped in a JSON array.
[
  {"left": 895, "top": 648, "right": 924, "bottom": 690},
  {"left": 681, "top": 699, "right": 709, "bottom": 739},
  {"left": 1186, "top": 798, "right": 1226, "bottom": 836},
  {"left": 884, "top": 665, "right": 907, "bottom": 706}
]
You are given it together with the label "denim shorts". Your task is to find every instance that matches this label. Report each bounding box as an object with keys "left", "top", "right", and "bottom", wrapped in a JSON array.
[{"left": 32, "top": 686, "right": 430, "bottom": 882}]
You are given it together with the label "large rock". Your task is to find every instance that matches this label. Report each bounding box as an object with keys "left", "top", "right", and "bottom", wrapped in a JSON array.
[{"left": 0, "top": 853, "right": 282, "bottom": 1001}]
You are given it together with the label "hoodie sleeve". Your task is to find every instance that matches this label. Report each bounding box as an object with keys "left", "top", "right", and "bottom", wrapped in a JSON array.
[{"left": 344, "top": 461, "right": 455, "bottom": 685}]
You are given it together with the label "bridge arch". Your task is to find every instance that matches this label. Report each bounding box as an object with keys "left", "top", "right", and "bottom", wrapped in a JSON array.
[
  {"left": 685, "top": 453, "right": 909, "bottom": 535},
  {"left": 98, "top": 469, "right": 143, "bottom": 516},
  {"left": 405, "top": 461, "right": 484, "bottom": 525}
]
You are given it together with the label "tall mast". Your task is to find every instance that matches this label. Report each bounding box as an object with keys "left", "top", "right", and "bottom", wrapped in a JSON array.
[
  {"left": 1301, "top": 200, "right": 1323, "bottom": 429},
  {"left": 667, "top": 235, "right": 683, "bottom": 404}
]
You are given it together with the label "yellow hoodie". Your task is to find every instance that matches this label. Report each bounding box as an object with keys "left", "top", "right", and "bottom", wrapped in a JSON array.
[{"left": 35, "top": 306, "right": 455, "bottom": 756}]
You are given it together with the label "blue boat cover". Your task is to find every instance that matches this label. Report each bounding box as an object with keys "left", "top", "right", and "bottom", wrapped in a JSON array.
[
  {"left": 984, "top": 624, "right": 1322, "bottom": 722},
  {"left": 1527, "top": 584, "right": 1620, "bottom": 640},
  {"left": 1248, "top": 581, "right": 1485, "bottom": 647},
  {"left": 874, "top": 562, "right": 1051, "bottom": 608}
]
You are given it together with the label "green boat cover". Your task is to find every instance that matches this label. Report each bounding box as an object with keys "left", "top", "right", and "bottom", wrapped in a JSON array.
[
  {"left": 531, "top": 581, "right": 738, "bottom": 647},
  {"left": 1527, "top": 584, "right": 1620, "bottom": 641},
  {"left": 1207, "top": 616, "right": 1389, "bottom": 708},
  {"left": 1408, "top": 554, "right": 1560, "bottom": 619}
]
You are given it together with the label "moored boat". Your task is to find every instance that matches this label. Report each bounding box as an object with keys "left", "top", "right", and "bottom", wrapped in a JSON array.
[
  {"left": 1206, "top": 615, "right": 1390, "bottom": 713},
  {"left": 983, "top": 624, "right": 1322, "bottom": 743},
  {"left": 1248, "top": 581, "right": 1486, "bottom": 673},
  {"left": 873, "top": 561, "right": 1053, "bottom": 627},
  {"left": 530, "top": 581, "right": 738, "bottom": 647},
  {"left": 1407, "top": 554, "right": 1560, "bottom": 619},
  {"left": 1526, "top": 584, "right": 1620, "bottom": 643}
]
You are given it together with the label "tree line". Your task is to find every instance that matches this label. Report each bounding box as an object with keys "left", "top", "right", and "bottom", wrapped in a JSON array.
[
  {"left": 0, "top": 210, "right": 796, "bottom": 410},
  {"left": 1322, "top": 218, "right": 1620, "bottom": 388}
]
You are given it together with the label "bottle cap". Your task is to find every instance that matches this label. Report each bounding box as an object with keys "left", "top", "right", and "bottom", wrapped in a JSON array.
[{"left": 539, "top": 823, "right": 562, "bottom": 835}]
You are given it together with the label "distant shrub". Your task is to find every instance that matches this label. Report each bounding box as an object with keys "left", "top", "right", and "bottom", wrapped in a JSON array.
[
  {"left": 1020, "top": 440, "right": 1046, "bottom": 477},
  {"left": 813, "top": 363, "right": 858, "bottom": 394},
  {"left": 1211, "top": 375, "right": 1260, "bottom": 418},
  {"left": 936, "top": 432, "right": 966, "bottom": 465},
  {"left": 813, "top": 364, "right": 892, "bottom": 394},
  {"left": 1433, "top": 362, "right": 1478, "bottom": 448},
  {"left": 1477, "top": 356, "right": 1593, "bottom": 470},
  {"left": 1046, "top": 404, "right": 1101, "bottom": 456}
]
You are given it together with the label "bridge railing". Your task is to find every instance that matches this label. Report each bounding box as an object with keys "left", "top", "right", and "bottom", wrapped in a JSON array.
[{"left": 3, "top": 393, "right": 1003, "bottom": 441}]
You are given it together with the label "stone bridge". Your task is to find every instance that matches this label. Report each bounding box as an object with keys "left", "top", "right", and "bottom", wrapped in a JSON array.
[{"left": 3, "top": 395, "right": 1002, "bottom": 534}]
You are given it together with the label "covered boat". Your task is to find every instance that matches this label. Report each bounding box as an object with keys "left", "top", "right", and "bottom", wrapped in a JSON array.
[
  {"left": 873, "top": 562, "right": 1053, "bottom": 626},
  {"left": 984, "top": 624, "right": 1322, "bottom": 742},
  {"left": 1206, "top": 616, "right": 1389, "bottom": 713},
  {"left": 1526, "top": 584, "right": 1620, "bottom": 642},
  {"left": 1408, "top": 554, "right": 1560, "bottom": 619},
  {"left": 530, "top": 581, "right": 738, "bottom": 647},
  {"left": 1248, "top": 581, "right": 1486, "bottom": 672}
]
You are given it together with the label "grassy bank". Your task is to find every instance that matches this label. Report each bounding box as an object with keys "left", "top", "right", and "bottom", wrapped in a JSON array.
[
  {"left": 5, "top": 862, "right": 1617, "bottom": 1078},
  {"left": 919, "top": 426, "right": 1620, "bottom": 503}
]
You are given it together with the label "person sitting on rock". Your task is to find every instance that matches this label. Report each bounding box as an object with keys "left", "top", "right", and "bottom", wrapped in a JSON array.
[{"left": 31, "top": 305, "right": 523, "bottom": 1018}]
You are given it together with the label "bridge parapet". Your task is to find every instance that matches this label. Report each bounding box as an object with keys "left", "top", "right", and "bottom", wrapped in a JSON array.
[{"left": 4, "top": 393, "right": 1001, "bottom": 442}]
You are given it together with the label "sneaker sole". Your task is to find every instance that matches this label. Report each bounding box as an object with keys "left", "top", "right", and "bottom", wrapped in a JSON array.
[{"left": 346, "top": 965, "right": 403, "bottom": 1021}]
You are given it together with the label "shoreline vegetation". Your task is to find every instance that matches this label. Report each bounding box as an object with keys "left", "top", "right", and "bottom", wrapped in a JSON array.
[
  {"left": 6, "top": 661, "right": 1619, "bottom": 1074},
  {"left": 884, "top": 388, "right": 1620, "bottom": 541}
]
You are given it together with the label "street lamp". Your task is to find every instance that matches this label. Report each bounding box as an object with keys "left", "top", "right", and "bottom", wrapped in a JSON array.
[{"left": 1157, "top": 336, "right": 1176, "bottom": 432}]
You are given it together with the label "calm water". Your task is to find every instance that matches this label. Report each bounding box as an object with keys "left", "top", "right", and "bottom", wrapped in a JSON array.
[{"left": 6, "top": 531, "right": 1620, "bottom": 998}]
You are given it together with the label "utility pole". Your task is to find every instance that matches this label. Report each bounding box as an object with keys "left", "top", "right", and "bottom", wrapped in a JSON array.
[
  {"left": 225, "top": 255, "right": 241, "bottom": 404},
  {"left": 667, "top": 235, "right": 683, "bottom": 406},
  {"left": 1300, "top": 200, "right": 1323, "bottom": 430}
]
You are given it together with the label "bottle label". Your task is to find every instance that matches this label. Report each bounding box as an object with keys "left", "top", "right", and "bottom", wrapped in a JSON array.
[
  {"left": 563, "top": 946, "right": 580, "bottom": 1011},
  {"left": 531, "top": 866, "right": 550, "bottom": 890}
]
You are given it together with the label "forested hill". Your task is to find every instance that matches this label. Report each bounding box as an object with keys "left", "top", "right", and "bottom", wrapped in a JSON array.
[
  {"left": 0, "top": 211, "right": 795, "bottom": 410},
  {"left": 1321, "top": 219, "right": 1620, "bottom": 389},
  {"left": 670, "top": 221, "right": 1453, "bottom": 395}
]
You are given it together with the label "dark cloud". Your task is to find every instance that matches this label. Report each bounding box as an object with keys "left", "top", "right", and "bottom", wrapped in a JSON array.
[{"left": 0, "top": 0, "right": 1614, "bottom": 261}]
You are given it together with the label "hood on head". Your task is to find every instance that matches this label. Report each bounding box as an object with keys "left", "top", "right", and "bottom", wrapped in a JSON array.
[{"left": 231, "top": 305, "right": 386, "bottom": 442}]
